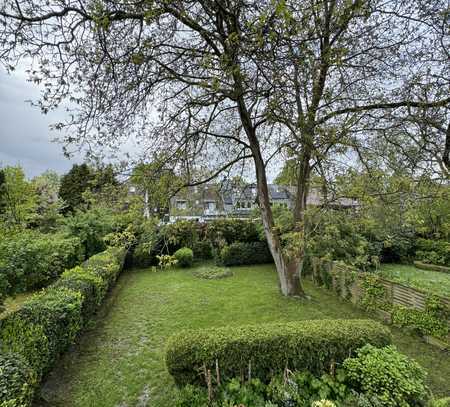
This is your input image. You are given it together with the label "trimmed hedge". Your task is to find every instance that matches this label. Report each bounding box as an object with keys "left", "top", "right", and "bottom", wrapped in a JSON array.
[
  {"left": 0, "top": 232, "right": 84, "bottom": 296},
  {"left": 0, "top": 353, "right": 37, "bottom": 407},
  {"left": 0, "top": 247, "right": 126, "bottom": 406},
  {"left": 414, "top": 261, "right": 450, "bottom": 274},
  {"left": 166, "top": 319, "right": 391, "bottom": 386},
  {"left": 220, "top": 241, "right": 273, "bottom": 266}
]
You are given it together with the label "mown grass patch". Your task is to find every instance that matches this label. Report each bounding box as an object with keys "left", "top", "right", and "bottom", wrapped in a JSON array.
[
  {"left": 37, "top": 264, "right": 450, "bottom": 406},
  {"left": 379, "top": 263, "right": 450, "bottom": 297}
]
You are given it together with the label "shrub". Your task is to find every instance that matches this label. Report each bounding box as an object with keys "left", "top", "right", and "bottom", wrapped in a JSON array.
[
  {"left": 0, "top": 353, "right": 37, "bottom": 407},
  {"left": 0, "top": 246, "right": 126, "bottom": 399},
  {"left": 62, "top": 209, "right": 115, "bottom": 258},
  {"left": 174, "top": 247, "right": 194, "bottom": 268},
  {"left": 343, "top": 344, "right": 428, "bottom": 406},
  {"left": 0, "top": 288, "right": 83, "bottom": 377},
  {"left": 220, "top": 241, "right": 273, "bottom": 266},
  {"left": 166, "top": 319, "right": 391, "bottom": 385},
  {"left": 0, "top": 231, "right": 84, "bottom": 295},
  {"left": 192, "top": 240, "right": 213, "bottom": 260},
  {"left": 206, "top": 219, "right": 260, "bottom": 245},
  {"left": 415, "top": 239, "right": 450, "bottom": 266},
  {"left": 161, "top": 220, "right": 199, "bottom": 251}
]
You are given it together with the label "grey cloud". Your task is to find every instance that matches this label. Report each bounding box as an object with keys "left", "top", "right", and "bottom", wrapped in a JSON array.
[{"left": 0, "top": 69, "right": 80, "bottom": 178}]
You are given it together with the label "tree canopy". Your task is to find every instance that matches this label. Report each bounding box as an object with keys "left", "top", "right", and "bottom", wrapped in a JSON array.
[{"left": 1, "top": 0, "right": 448, "bottom": 295}]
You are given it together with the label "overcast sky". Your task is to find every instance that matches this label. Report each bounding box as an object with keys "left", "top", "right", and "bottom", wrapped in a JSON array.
[{"left": 0, "top": 69, "right": 81, "bottom": 179}]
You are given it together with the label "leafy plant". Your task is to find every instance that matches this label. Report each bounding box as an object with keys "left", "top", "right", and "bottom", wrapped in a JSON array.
[
  {"left": 0, "top": 353, "right": 37, "bottom": 407},
  {"left": 343, "top": 344, "right": 428, "bottom": 406},
  {"left": 156, "top": 254, "right": 178, "bottom": 269},
  {"left": 193, "top": 266, "right": 233, "bottom": 280},
  {"left": 174, "top": 247, "right": 194, "bottom": 268}
]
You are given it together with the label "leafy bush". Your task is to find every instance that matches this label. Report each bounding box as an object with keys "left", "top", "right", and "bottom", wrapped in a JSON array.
[
  {"left": 206, "top": 219, "right": 260, "bottom": 246},
  {"left": 267, "top": 370, "right": 350, "bottom": 406},
  {"left": 62, "top": 209, "right": 115, "bottom": 258},
  {"left": 166, "top": 319, "right": 391, "bottom": 386},
  {"left": 0, "top": 231, "right": 84, "bottom": 296},
  {"left": 192, "top": 240, "right": 213, "bottom": 260},
  {"left": 220, "top": 241, "right": 273, "bottom": 266},
  {"left": 156, "top": 254, "right": 178, "bottom": 269},
  {"left": 0, "top": 353, "right": 37, "bottom": 407},
  {"left": 343, "top": 344, "right": 428, "bottom": 406},
  {"left": 161, "top": 220, "right": 199, "bottom": 251},
  {"left": 174, "top": 247, "right": 194, "bottom": 268},
  {"left": 415, "top": 239, "right": 450, "bottom": 266},
  {"left": 0, "top": 246, "right": 126, "bottom": 405}
]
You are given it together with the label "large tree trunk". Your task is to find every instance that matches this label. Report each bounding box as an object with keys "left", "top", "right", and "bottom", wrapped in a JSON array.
[{"left": 250, "top": 129, "right": 306, "bottom": 297}]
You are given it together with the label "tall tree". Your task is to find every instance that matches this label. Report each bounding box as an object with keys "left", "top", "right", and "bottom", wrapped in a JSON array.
[
  {"left": 59, "top": 164, "right": 92, "bottom": 213},
  {"left": 1, "top": 0, "right": 448, "bottom": 295},
  {"left": 0, "top": 166, "right": 37, "bottom": 228}
]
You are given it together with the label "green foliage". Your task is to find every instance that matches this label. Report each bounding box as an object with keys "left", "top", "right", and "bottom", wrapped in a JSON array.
[
  {"left": 415, "top": 239, "right": 450, "bottom": 267},
  {"left": 220, "top": 241, "right": 273, "bottom": 266},
  {"left": 391, "top": 295, "right": 449, "bottom": 339},
  {"left": 206, "top": 219, "right": 260, "bottom": 246},
  {"left": 268, "top": 369, "right": 356, "bottom": 406},
  {"left": 343, "top": 344, "right": 428, "bottom": 406},
  {"left": 156, "top": 254, "right": 178, "bottom": 269},
  {"left": 59, "top": 164, "right": 92, "bottom": 213},
  {"left": 0, "top": 246, "right": 126, "bottom": 404},
  {"left": 130, "top": 218, "right": 161, "bottom": 267},
  {"left": 174, "top": 247, "right": 194, "bottom": 268},
  {"left": 306, "top": 210, "right": 379, "bottom": 271},
  {"left": 359, "top": 274, "right": 389, "bottom": 312},
  {"left": 0, "top": 287, "right": 83, "bottom": 377},
  {"left": 429, "top": 398, "right": 450, "bottom": 407},
  {"left": 0, "top": 353, "right": 37, "bottom": 407},
  {"left": 0, "top": 231, "right": 84, "bottom": 295},
  {"left": 161, "top": 220, "right": 199, "bottom": 251},
  {"left": 30, "top": 170, "right": 64, "bottom": 232},
  {"left": 192, "top": 240, "right": 213, "bottom": 260},
  {"left": 62, "top": 208, "right": 115, "bottom": 257},
  {"left": 0, "top": 166, "right": 37, "bottom": 229},
  {"left": 166, "top": 319, "right": 391, "bottom": 386},
  {"left": 192, "top": 266, "right": 233, "bottom": 280},
  {"left": 175, "top": 384, "right": 209, "bottom": 407}
]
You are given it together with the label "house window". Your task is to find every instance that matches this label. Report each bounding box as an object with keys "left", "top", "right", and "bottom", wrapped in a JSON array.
[
  {"left": 205, "top": 202, "right": 216, "bottom": 211},
  {"left": 247, "top": 202, "right": 252, "bottom": 208},
  {"left": 177, "top": 201, "right": 187, "bottom": 210},
  {"left": 236, "top": 202, "right": 241, "bottom": 208}
]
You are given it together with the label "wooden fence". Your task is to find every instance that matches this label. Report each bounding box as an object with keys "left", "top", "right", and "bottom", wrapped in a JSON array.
[{"left": 311, "top": 258, "right": 450, "bottom": 313}]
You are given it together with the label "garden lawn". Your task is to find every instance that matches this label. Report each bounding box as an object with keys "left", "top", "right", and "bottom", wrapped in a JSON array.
[
  {"left": 379, "top": 263, "right": 450, "bottom": 297},
  {"left": 37, "top": 264, "right": 450, "bottom": 407}
]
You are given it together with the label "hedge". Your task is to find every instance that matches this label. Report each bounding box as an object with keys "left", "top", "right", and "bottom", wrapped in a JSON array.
[
  {"left": 414, "top": 261, "right": 450, "bottom": 274},
  {"left": 0, "top": 246, "right": 126, "bottom": 407},
  {"left": 174, "top": 247, "right": 194, "bottom": 268},
  {"left": 0, "top": 231, "right": 84, "bottom": 296},
  {"left": 0, "top": 353, "right": 37, "bottom": 407},
  {"left": 166, "top": 319, "right": 391, "bottom": 385},
  {"left": 220, "top": 241, "right": 273, "bottom": 266}
]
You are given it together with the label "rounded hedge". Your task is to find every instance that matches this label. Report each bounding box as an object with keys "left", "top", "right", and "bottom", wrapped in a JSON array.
[
  {"left": 174, "top": 247, "right": 194, "bottom": 268},
  {"left": 166, "top": 319, "right": 391, "bottom": 385},
  {"left": 0, "top": 352, "right": 37, "bottom": 407}
]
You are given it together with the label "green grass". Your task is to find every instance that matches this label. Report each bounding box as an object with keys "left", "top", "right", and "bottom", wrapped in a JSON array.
[
  {"left": 37, "top": 264, "right": 450, "bottom": 406},
  {"left": 0, "top": 291, "right": 35, "bottom": 319},
  {"left": 379, "top": 263, "right": 450, "bottom": 297}
]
